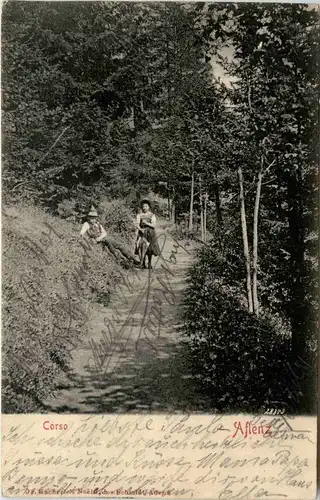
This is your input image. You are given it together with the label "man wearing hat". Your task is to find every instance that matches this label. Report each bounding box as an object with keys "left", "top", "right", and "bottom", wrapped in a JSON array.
[{"left": 80, "top": 206, "right": 140, "bottom": 266}]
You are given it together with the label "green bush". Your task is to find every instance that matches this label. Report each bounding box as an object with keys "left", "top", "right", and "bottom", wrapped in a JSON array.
[
  {"left": 101, "top": 199, "right": 136, "bottom": 242},
  {"left": 182, "top": 243, "right": 313, "bottom": 413},
  {"left": 57, "top": 199, "right": 77, "bottom": 220},
  {"left": 169, "top": 224, "right": 198, "bottom": 242}
]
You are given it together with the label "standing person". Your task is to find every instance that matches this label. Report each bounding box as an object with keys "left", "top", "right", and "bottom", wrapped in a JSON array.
[
  {"left": 135, "top": 199, "right": 161, "bottom": 269},
  {"left": 80, "top": 206, "right": 140, "bottom": 266}
]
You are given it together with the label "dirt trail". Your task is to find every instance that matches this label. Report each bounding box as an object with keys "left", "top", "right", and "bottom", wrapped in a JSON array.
[{"left": 44, "top": 223, "right": 211, "bottom": 413}]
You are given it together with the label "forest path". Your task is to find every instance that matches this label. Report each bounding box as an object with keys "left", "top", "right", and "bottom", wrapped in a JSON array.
[{"left": 43, "top": 222, "right": 212, "bottom": 413}]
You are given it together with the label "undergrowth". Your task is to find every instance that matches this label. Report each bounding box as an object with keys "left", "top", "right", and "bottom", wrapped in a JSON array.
[
  {"left": 182, "top": 237, "right": 317, "bottom": 414},
  {"left": 2, "top": 199, "right": 136, "bottom": 413}
]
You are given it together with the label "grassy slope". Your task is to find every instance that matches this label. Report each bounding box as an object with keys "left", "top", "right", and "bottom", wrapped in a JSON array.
[{"left": 2, "top": 202, "right": 130, "bottom": 413}]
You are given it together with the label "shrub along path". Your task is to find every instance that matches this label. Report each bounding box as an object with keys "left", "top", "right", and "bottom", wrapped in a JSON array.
[{"left": 43, "top": 222, "right": 212, "bottom": 413}]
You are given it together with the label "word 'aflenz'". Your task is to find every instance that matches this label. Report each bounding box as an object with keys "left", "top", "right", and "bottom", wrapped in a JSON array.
[
  {"left": 232, "top": 421, "right": 271, "bottom": 438},
  {"left": 43, "top": 421, "right": 68, "bottom": 431}
]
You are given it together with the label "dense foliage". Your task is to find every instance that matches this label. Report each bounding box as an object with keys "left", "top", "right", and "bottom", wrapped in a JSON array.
[
  {"left": 2, "top": 2, "right": 214, "bottom": 211},
  {"left": 181, "top": 4, "right": 318, "bottom": 412},
  {"left": 183, "top": 240, "right": 316, "bottom": 413},
  {"left": 2, "top": 2, "right": 318, "bottom": 412}
]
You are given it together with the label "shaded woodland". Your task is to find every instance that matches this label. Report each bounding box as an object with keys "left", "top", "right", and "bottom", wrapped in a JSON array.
[{"left": 2, "top": 2, "right": 318, "bottom": 412}]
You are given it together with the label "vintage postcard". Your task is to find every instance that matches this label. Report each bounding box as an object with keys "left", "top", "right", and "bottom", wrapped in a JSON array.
[{"left": 1, "top": 1, "right": 318, "bottom": 498}]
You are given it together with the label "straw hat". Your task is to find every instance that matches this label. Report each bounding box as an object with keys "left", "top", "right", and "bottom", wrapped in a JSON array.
[{"left": 88, "top": 205, "right": 98, "bottom": 217}]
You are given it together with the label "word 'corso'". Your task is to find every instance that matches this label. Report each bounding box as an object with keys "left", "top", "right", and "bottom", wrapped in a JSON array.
[
  {"left": 43, "top": 421, "right": 68, "bottom": 431},
  {"left": 232, "top": 421, "right": 271, "bottom": 438}
]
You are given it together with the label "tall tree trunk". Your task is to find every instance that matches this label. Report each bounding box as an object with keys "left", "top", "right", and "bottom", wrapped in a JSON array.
[
  {"left": 253, "top": 163, "right": 263, "bottom": 317},
  {"left": 204, "top": 192, "right": 208, "bottom": 243},
  {"left": 171, "top": 186, "right": 176, "bottom": 223},
  {"left": 166, "top": 30, "right": 172, "bottom": 117},
  {"left": 287, "top": 172, "right": 306, "bottom": 356},
  {"left": 276, "top": 158, "right": 282, "bottom": 221},
  {"left": 167, "top": 183, "right": 171, "bottom": 221},
  {"left": 253, "top": 153, "right": 276, "bottom": 317},
  {"left": 199, "top": 176, "right": 204, "bottom": 241},
  {"left": 214, "top": 176, "right": 223, "bottom": 226},
  {"left": 189, "top": 169, "right": 194, "bottom": 231},
  {"left": 238, "top": 167, "right": 253, "bottom": 313}
]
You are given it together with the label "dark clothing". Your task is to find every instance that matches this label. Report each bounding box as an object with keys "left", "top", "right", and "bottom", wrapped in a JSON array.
[
  {"left": 136, "top": 217, "right": 161, "bottom": 257},
  {"left": 102, "top": 238, "right": 137, "bottom": 262}
]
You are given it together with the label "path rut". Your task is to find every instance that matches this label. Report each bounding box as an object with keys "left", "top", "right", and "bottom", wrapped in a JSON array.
[{"left": 44, "top": 226, "right": 211, "bottom": 413}]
